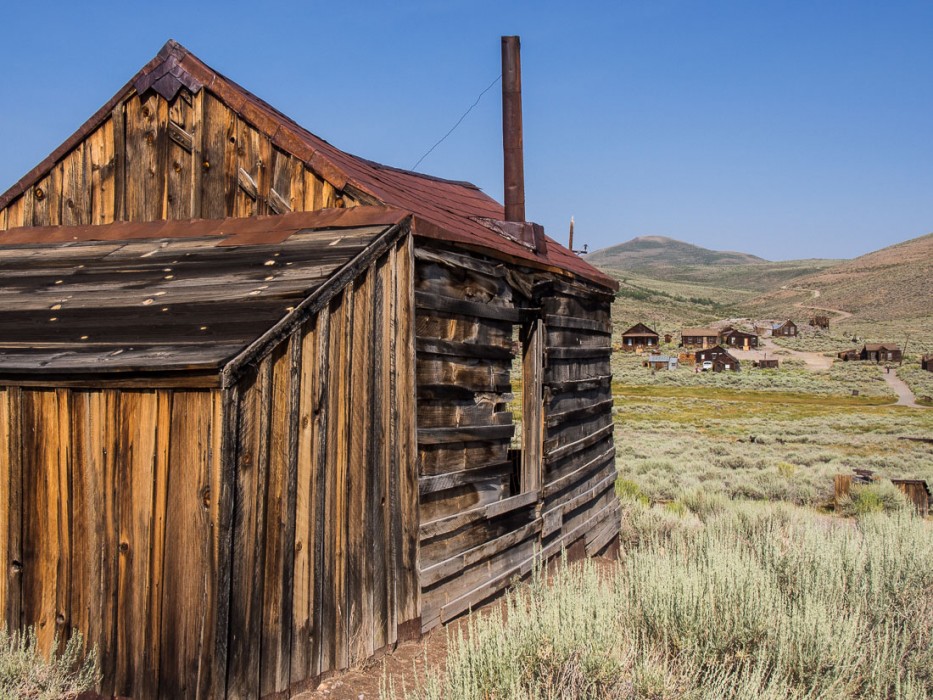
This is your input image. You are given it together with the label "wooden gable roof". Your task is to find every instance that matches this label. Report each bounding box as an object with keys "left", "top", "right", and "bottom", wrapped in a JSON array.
[
  {"left": 0, "top": 40, "right": 615, "bottom": 290},
  {"left": 621, "top": 322, "right": 658, "bottom": 338},
  {"left": 0, "top": 207, "right": 408, "bottom": 378}
]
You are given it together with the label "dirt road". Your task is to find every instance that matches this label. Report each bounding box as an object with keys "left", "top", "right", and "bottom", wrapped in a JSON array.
[
  {"left": 882, "top": 369, "right": 925, "bottom": 408},
  {"left": 781, "top": 286, "right": 853, "bottom": 321},
  {"left": 730, "top": 337, "right": 833, "bottom": 370}
]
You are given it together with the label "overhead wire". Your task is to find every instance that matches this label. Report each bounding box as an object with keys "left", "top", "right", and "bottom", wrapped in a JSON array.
[{"left": 411, "top": 74, "right": 502, "bottom": 171}]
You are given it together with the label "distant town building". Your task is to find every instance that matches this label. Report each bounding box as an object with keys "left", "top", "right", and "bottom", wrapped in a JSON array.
[
  {"left": 719, "top": 328, "right": 759, "bottom": 349},
  {"left": 771, "top": 320, "right": 797, "bottom": 337},
  {"left": 921, "top": 354, "right": 933, "bottom": 372},
  {"left": 695, "top": 345, "right": 740, "bottom": 371},
  {"left": 837, "top": 349, "right": 859, "bottom": 362},
  {"left": 620, "top": 323, "right": 660, "bottom": 350},
  {"left": 860, "top": 343, "right": 902, "bottom": 363},
  {"left": 647, "top": 354, "right": 678, "bottom": 370},
  {"left": 681, "top": 327, "right": 719, "bottom": 348}
]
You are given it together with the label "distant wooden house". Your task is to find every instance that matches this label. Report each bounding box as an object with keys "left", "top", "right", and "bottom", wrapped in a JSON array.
[
  {"left": 890, "top": 480, "right": 931, "bottom": 517},
  {"left": 921, "top": 355, "right": 933, "bottom": 372},
  {"left": 720, "top": 328, "right": 759, "bottom": 349},
  {"left": 0, "top": 39, "right": 620, "bottom": 699},
  {"left": 860, "top": 343, "right": 902, "bottom": 363},
  {"left": 837, "top": 349, "right": 859, "bottom": 362},
  {"left": 664, "top": 333, "right": 673, "bottom": 344},
  {"left": 712, "top": 353, "right": 741, "bottom": 372},
  {"left": 695, "top": 346, "right": 739, "bottom": 371},
  {"left": 756, "top": 359, "right": 780, "bottom": 369},
  {"left": 810, "top": 315, "right": 830, "bottom": 329},
  {"left": 681, "top": 327, "right": 719, "bottom": 348},
  {"left": 647, "top": 354, "right": 677, "bottom": 370},
  {"left": 695, "top": 345, "right": 732, "bottom": 364},
  {"left": 772, "top": 320, "right": 797, "bottom": 337},
  {"left": 621, "top": 322, "right": 660, "bottom": 350}
]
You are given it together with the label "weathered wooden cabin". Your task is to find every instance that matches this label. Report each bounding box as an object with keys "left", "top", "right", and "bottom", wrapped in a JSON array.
[
  {"left": 0, "top": 39, "right": 620, "bottom": 699},
  {"left": 860, "top": 343, "right": 902, "bottom": 363},
  {"left": 680, "top": 327, "right": 719, "bottom": 348},
  {"left": 695, "top": 345, "right": 733, "bottom": 365},
  {"left": 720, "top": 328, "right": 759, "bottom": 349},
  {"left": 771, "top": 320, "right": 797, "bottom": 337},
  {"left": 920, "top": 354, "right": 932, "bottom": 372},
  {"left": 620, "top": 322, "right": 659, "bottom": 350}
]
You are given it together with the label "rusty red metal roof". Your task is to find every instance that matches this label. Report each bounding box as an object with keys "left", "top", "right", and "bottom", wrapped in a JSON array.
[{"left": 0, "top": 40, "right": 616, "bottom": 291}]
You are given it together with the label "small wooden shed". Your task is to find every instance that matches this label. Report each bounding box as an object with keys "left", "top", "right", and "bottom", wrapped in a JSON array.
[
  {"left": 890, "top": 479, "right": 931, "bottom": 517},
  {"left": 0, "top": 39, "right": 620, "bottom": 699},
  {"left": 771, "top": 320, "right": 797, "bottom": 337},
  {"left": 620, "top": 323, "right": 659, "bottom": 350},
  {"left": 921, "top": 354, "right": 933, "bottom": 372}
]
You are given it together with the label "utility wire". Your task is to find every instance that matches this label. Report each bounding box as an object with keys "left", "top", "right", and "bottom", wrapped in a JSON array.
[{"left": 411, "top": 74, "right": 502, "bottom": 171}]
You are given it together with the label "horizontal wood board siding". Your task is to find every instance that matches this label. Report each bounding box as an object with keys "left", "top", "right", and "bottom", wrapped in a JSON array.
[{"left": 414, "top": 246, "right": 618, "bottom": 633}]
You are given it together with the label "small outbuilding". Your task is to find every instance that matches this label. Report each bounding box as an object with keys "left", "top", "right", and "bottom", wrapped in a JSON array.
[
  {"left": 890, "top": 479, "right": 931, "bottom": 517},
  {"left": 620, "top": 322, "right": 660, "bottom": 350},
  {"left": 921, "top": 355, "right": 933, "bottom": 372},
  {"left": 647, "top": 355, "right": 677, "bottom": 370},
  {"left": 681, "top": 327, "right": 719, "bottom": 348},
  {"left": 860, "top": 343, "right": 902, "bottom": 363},
  {"left": 772, "top": 320, "right": 797, "bottom": 337},
  {"left": 756, "top": 359, "right": 780, "bottom": 369},
  {"left": 837, "top": 349, "right": 859, "bottom": 362}
]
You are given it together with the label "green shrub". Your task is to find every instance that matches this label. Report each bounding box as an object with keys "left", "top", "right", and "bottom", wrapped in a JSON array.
[
  {"left": 615, "top": 477, "right": 649, "bottom": 505},
  {"left": 0, "top": 627, "right": 99, "bottom": 700},
  {"left": 837, "top": 481, "right": 910, "bottom": 517}
]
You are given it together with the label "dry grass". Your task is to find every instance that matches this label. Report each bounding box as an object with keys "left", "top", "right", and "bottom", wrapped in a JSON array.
[
  {"left": 0, "top": 627, "right": 99, "bottom": 700},
  {"left": 386, "top": 503, "right": 933, "bottom": 699}
]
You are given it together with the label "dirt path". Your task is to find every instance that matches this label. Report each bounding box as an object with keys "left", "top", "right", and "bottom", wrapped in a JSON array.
[
  {"left": 730, "top": 336, "right": 833, "bottom": 370},
  {"left": 882, "top": 369, "right": 925, "bottom": 408},
  {"left": 781, "top": 286, "right": 853, "bottom": 321}
]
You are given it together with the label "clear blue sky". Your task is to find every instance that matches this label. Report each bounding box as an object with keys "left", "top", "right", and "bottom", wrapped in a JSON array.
[{"left": 1, "top": 1, "right": 930, "bottom": 260}]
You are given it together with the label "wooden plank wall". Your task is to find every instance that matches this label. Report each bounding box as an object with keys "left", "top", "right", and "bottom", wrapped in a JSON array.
[
  {"left": 226, "top": 235, "right": 418, "bottom": 698},
  {"left": 539, "top": 280, "right": 620, "bottom": 560},
  {"left": 0, "top": 89, "right": 350, "bottom": 230},
  {"left": 413, "top": 247, "right": 618, "bottom": 633},
  {"left": 0, "top": 386, "right": 223, "bottom": 700}
]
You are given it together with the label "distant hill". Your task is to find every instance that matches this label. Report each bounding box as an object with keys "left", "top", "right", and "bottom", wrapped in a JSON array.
[
  {"left": 588, "top": 236, "right": 839, "bottom": 292},
  {"left": 589, "top": 236, "right": 765, "bottom": 269},
  {"left": 748, "top": 232, "right": 933, "bottom": 321}
]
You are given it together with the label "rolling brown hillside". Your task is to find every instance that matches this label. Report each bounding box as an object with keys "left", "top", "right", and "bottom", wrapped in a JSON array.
[{"left": 748, "top": 232, "right": 933, "bottom": 321}]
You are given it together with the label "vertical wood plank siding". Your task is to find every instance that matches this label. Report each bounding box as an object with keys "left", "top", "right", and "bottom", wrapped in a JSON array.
[
  {"left": 414, "top": 247, "right": 618, "bottom": 633},
  {"left": 226, "top": 235, "right": 418, "bottom": 697},
  {"left": 0, "top": 91, "right": 350, "bottom": 230},
  {"left": 0, "top": 236, "right": 418, "bottom": 699},
  {"left": 0, "top": 387, "right": 222, "bottom": 699}
]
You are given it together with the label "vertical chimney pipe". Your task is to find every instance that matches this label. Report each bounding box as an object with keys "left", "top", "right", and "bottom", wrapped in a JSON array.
[{"left": 501, "top": 36, "right": 525, "bottom": 223}]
